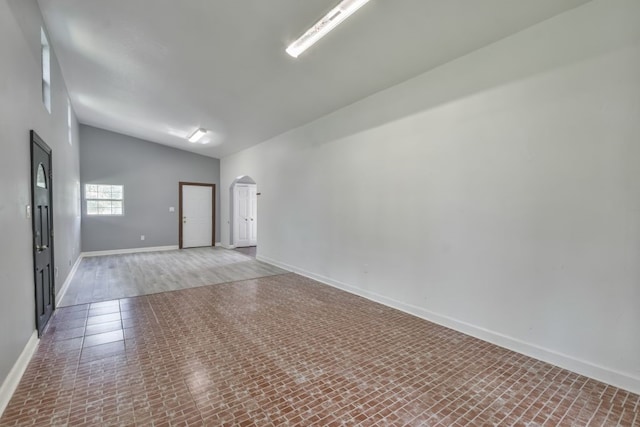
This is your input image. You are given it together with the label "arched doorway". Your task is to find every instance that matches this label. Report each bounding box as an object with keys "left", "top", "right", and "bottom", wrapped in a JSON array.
[{"left": 230, "top": 176, "right": 257, "bottom": 253}]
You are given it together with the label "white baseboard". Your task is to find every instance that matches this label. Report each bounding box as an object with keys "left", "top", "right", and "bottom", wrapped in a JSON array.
[
  {"left": 56, "top": 255, "right": 82, "bottom": 306},
  {"left": 257, "top": 254, "right": 640, "bottom": 395},
  {"left": 220, "top": 244, "right": 236, "bottom": 249},
  {"left": 81, "top": 245, "right": 179, "bottom": 257},
  {"left": 215, "top": 242, "right": 222, "bottom": 247},
  {"left": 0, "top": 331, "right": 39, "bottom": 418}
]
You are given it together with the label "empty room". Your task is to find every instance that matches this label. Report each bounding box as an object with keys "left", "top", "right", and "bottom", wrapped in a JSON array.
[{"left": 0, "top": 0, "right": 639, "bottom": 425}]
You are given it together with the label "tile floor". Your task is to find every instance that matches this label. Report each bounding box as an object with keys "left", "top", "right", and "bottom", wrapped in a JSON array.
[{"left": 1, "top": 273, "right": 638, "bottom": 426}]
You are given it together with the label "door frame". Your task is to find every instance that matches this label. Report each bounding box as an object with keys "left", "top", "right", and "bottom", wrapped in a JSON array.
[
  {"left": 178, "top": 182, "right": 216, "bottom": 249},
  {"left": 229, "top": 175, "right": 257, "bottom": 247},
  {"left": 30, "top": 130, "right": 55, "bottom": 336},
  {"left": 232, "top": 183, "right": 257, "bottom": 248}
]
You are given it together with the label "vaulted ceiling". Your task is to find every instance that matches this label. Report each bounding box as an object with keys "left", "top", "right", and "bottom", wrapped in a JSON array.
[{"left": 38, "top": 0, "right": 591, "bottom": 158}]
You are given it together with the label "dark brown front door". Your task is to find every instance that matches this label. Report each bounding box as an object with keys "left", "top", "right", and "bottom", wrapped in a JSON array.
[{"left": 31, "top": 130, "right": 55, "bottom": 336}]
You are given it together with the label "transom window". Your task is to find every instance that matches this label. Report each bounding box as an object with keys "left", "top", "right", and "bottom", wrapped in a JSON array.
[
  {"left": 67, "top": 99, "right": 73, "bottom": 145},
  {"left": 41, "top": 28, "right": 51, "bottom": 114},
  {"left": 85, "top": 184, "right": 124, "bottom": 216}
]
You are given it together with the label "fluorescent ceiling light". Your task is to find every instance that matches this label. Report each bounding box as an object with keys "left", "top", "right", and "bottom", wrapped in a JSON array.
[
  {"left": 286, "top": 0, "right": 371, "bottom": 58},
  {"left": 188, "top": 128, "right": 207, "bottom": 143}
]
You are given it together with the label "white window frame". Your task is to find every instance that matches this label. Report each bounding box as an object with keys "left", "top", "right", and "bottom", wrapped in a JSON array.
[
  {"left": 67, "top": 99, "right": 73, "bottom": 145},
  {"left": 41, "top": 28, "right": 51, "bottom": 114},
  {"left": 85, "top": 184, "right": 124, "bottom": 216}
]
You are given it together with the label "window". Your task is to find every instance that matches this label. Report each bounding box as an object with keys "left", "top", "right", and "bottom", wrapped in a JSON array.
[
  {"left": 85, "top": 184, "right": 124, "bottom": 216},
  {"left": 41, "top": 28, "right": 51, "bottom": 114},
  {"left": 67, "top": 99, "right": 73, "bottom": 145},
  {"left": 36, "top": 164, "right": 47, "bottom": 188}
]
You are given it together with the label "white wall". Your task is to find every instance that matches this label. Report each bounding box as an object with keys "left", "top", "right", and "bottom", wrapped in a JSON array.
[
  {"left": 221, "top": 0, "right": 640, "bottom": 394},
  {"left": 0, "top": 0, "right": 80, "bottom": 393}
]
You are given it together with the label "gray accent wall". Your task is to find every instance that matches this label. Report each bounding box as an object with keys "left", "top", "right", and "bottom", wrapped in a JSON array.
[
  {"left": 80, "top": 125, "right": 220, "bottom": 252},
  {"left": 0, "top": 0, "right": 81, "bottom": 395}
]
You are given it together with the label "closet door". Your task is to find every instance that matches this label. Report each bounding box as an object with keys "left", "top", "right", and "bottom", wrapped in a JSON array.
[
  {"left": 234, "top": 185, "right": 251, "bottom": 247},
  {"left": 233, "top": 184, "right": 257, "bottom": 248},
  {"left": 249, "top": 185, "right": 257, "bottom": 246}
]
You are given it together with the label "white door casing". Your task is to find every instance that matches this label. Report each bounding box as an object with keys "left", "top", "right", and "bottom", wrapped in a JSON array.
[
  {"left": 233, "top": 184, "right": 257, "bottom": 247},
  {"left": 249, "top": 185, "right": 257, "bottom": 244},
  {"left": 182, "top": 185, "right": 213, "bottom": 248},
  {"left": 236, "top": 185, "right": 250, "bottom": 246}
]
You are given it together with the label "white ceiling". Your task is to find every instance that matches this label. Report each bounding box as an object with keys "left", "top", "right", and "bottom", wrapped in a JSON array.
[{"left": 38, "top": 0, "right": 590, "bottom": 159}]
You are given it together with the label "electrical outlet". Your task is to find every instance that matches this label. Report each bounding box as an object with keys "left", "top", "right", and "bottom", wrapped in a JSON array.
[
  {"left": 55, "top": 267, "right": 59, "bottom": 278},
  {"left": 26, "top": 205, "right": 31, "bottom": 219},
  {"left": 140, "top": 235, "right": 145, "bottom": 241}
]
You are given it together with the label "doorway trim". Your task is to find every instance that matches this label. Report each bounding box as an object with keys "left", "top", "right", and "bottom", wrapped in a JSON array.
[
  {"left": 178, "top": 182, "right": 216, "bottom": 249},
  {"left": 230, "top": 175, "right": 258, "bottom": 248},
  {"left": 30, "top": 130, "right": 55, "bottom": 336}
]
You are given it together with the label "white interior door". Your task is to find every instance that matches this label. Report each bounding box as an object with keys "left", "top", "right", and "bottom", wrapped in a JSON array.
[
  {"left": 233, "top": 184, "right": 257, "bottom": 247},
  {"left": 182, "top": 185, "right": 213, "bottom": 248},
  {"left": 249, "top": 186, "right": 257, "bottom": 245}
]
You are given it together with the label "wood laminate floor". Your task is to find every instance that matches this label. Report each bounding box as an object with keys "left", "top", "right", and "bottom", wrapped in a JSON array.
[
  {"left": 234, "top": 246, "right": 257, "bottom": 258},
  {"left": 59, "top": 247, "right": 287, "bottom": 306}
]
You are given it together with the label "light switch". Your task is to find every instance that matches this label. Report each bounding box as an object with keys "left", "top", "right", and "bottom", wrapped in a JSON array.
[{"left": 169, "top": 207, "right": 175, "bottom": 212}]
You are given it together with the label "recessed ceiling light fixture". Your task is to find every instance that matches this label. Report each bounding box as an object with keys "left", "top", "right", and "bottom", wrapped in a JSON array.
[
  {"left": 286, "top": 0, "right": 371, "bottom": 58},
  {"left": 188, "top": 128, "right": 207, "bottom": 143}
]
